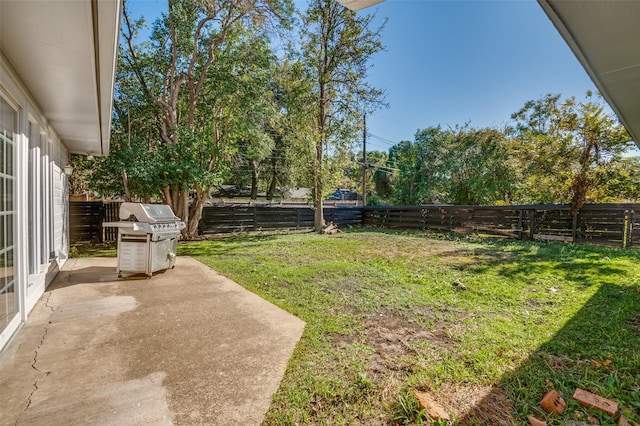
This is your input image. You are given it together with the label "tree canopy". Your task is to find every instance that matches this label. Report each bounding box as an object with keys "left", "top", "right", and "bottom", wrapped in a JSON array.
[
  {"left": 69, "top": 2, "right": 639, "bottom": 231},
  {"left": 365, "top": 93, "right": 636, "bottom": 207}
]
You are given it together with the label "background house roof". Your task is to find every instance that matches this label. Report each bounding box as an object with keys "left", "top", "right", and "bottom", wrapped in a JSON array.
[
  {"left": 539, "top": 0, "right": 640, "bottom": 148},
  {"left": 0, "top": 0, "right": 121, "bottom": 156}
]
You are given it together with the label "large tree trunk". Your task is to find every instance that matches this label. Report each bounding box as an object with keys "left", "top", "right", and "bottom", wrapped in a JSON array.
[
  {"left": 570, "top": 145, "right": 594, "bottom": 215},
  {"left": 185, "top": 186, "right": 208, "bottom": 239},
  {"left": 313, "top": 138, "right": 325, "bottom": 232},
  {"left": 570, "top": 172, "right": 590, "bottom": 215},
  {"left": 121, "top": 169, "right": 132, "bottom": 202},
  {"left": 250, "top": 160, "right": 260, "bottom": 200},
  {"left": 266, "top": 158, "right": 278, "bottom": 201},
  {"left": 314, "top": 197, "right": 324, "bottom": 233}
]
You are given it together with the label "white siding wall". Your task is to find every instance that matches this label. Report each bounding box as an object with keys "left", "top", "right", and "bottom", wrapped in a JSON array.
[
  {"left": 0, "top": 54, "right": 71, "bottom": 350},
  {"left": 53, "top": 145, "right": 69, "bottom": 263}
]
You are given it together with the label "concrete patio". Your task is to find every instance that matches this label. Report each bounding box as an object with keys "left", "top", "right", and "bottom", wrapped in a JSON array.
[{"left": 0, "top": 257, "right": 305, "bottom": 425}]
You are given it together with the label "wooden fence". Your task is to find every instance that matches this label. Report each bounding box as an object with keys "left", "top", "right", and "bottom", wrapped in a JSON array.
[
  {"left": 209, "top": 198, "right": 361, "bottom": 207},
  {"left": 70, "top": 201, "right": 640, "bottom": 249},
  {"left": 363, "top": 203, "right": 640, "bottom": 248},
  {"left": 198, "top": 205, "right": 363, "bottom": 234},
  {"left": 69, "top": 201, "right": 120, "bottom": 244}
]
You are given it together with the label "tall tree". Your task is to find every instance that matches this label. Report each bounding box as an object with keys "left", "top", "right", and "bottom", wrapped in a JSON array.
[
  {"left": 447, "top": 127, "right": 518, "bottom": 205},
  {"left": 596, "top": 156, "right": 640, "bottom": 202},
  {"left": 387, "top": 126, "right": 518, "bottom": 206},
  {"left": 120, "top": 0, "right": 292, "bottom": 238},
  {"left": 390, "top": 128, "right": 453, "bottom": 205},
  {"left": 511, "top": 92, "right": 631, "bottom": 212},
  {"left": 298, "top": 0, "right": 385, "bottom": 231}
]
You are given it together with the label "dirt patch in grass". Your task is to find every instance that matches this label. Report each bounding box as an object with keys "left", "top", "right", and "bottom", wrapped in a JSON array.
[
  {"left": 365, "top": 310, "right": 458, "bottom": 355},
  {"left": 352, "top": 309, "right": 515, "bottom": 424},
  {"left": 330, "top": 332, "right": 360, "bottom": 348},
  {"left": 354, "top": 310, "right": 463, "bottom": 389},
  {"left": 447, "top": 383, "right": 515, "bottom": 425},
  {"left": 329, "top": 308, "right": 463, "bottom": 381}
]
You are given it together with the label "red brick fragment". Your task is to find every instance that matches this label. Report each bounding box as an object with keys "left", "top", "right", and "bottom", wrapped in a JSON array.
[
  {"left": 528, "top": 415, "right": 548, "bottom": 426},
  {"left": 540, "top": 389, "right": 566, "bottom": 415},
  {"left": 573, "top": 388, "right": 619, "bottom": 418}
]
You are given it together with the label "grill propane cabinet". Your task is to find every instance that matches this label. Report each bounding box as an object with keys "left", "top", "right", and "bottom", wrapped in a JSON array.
[{"left": 103, "top": 203, "right": 186, "bottom": 277}]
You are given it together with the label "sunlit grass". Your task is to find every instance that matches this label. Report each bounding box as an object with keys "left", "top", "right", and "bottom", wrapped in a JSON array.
[{"left": 175, "top": 229, "right": 640, "bottom": 425}]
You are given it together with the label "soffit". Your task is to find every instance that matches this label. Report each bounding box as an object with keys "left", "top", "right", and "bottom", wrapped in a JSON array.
[
  {"left": 539, "top": 0, "right": 640, "bottom": 148},
  {"left": 0, "top": 0, "right": 120, "bottom": 156}
]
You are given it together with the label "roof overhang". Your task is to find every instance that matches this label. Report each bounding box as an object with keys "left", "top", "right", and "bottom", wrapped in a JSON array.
[
  {"left": 538, "top": 0, "right": 640, "bottom": 148},
  {"left": 0, "top": 0, "right": 121, "bottom": 156},
  {"left": 337, "top": 0, "right": 385, "bottom": 11}
]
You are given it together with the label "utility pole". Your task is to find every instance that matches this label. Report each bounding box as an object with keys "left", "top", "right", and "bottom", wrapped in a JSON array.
[{"left": 362, "top": 113, "right": 367, "bottom": 206}]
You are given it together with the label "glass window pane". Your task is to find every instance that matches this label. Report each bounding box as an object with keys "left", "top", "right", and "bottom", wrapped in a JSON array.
[
  {"left": 29, "top": 121, "right": 37, "bottom": 149},
  {"left": 6, "top": 249, "right": 13, "bottom": 287},
  {"left": 6, "top": 176, "right": 11, "bottom": 212},
  {"left": 0, "top": 178, "right": 5, "bottom": 213},
  {"left": 6, "top": 282, "right": 15, "bottom": 321},
  {"left": 6, "top": 214, "right": 12, "bottom": 247},
  {"left": 0, "top": 251, "right": 5, "bottom": 288},
  {"left": 6, "top": 140, "right": 12, "bottom": 176},
  {"left": 0, "top": 289, "right": 6, "bottom": 327},
  {"left": 0, "top": 216, "right": 5, "bottom": 248},
  {"left": 0, "top": 98, "right": 16, "bottom": 133},
  {"left": 0, "top": 139, "right": 4, "bottom": 175},
  {"left": 0, "top": 253, "right": 6, "bottom": 326}
]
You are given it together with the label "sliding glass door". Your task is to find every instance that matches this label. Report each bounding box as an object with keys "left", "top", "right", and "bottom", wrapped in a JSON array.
[{"left": 0, "top": 95, "right": 17, "bottom": 332}]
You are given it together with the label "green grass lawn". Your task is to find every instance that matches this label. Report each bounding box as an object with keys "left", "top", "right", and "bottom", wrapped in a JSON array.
[
  {"left": 178, "top": 229, "right": 640, "bottom": 425},
  {"left": 77, "top": 229, "right": 640, "bottom": 424}
]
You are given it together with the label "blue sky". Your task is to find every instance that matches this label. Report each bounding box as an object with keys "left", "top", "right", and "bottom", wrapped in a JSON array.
[
  {"left": 363, "top": 0, "right": 598, "bottom": 151},
  {"left": 127, "top": 0, "right": 604, "bottom": 152}
]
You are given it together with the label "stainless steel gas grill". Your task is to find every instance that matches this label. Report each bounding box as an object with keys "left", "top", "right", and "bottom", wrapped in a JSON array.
[{"left": 103, "top": 203, "right": 186, "bottom": 277}]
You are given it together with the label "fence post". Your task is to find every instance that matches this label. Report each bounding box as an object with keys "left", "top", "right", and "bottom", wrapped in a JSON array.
[
  {"left": 99, "top": 202, "right": 104, "bottom": 243},
  {"left": 253, "top": 206, "right": 257, "bottom": 231},
  {"left": 529, "top": 209, "right": 536, "bottom": 240},
  {"left": 571, "top": 212, "right": 578, "bottom": 243},
  {"left": 517, "top": 210, "right": 523, "bottom": 240},
  {"left": 624, "top": 209, "right": 633, "bottom": 249},
  {"left": 631, "top": 210, "right": 636, "bottom": 249}
]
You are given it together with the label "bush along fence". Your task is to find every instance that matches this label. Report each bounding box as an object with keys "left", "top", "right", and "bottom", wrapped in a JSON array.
[
  {"left": 70, "top": 201, "right": 640, "bottom": 249},
  {"left": 363, "top": 203, "right": 640, "bottom": 248}
]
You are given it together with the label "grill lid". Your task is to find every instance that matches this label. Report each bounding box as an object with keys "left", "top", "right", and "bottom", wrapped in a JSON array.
[{"left": 119, "top": 202, "right": 180, "bottom": 223}]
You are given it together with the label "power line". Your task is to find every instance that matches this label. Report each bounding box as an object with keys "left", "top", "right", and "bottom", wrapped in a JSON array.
[{"left": 367, "top": 133, "right": 402, "bottom": 147}]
